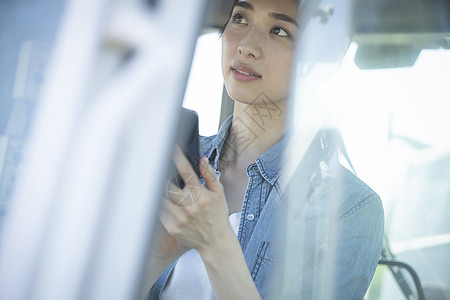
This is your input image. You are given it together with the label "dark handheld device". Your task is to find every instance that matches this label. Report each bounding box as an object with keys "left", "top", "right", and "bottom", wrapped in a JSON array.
[{"left": 169, "top": 108, "right": 200, "bottom": 189}]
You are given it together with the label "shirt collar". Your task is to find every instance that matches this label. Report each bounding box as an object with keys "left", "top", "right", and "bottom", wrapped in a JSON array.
[
  {"left": 255, "top": 133, "right": 288, "bottom": 185},
  {"left": 201, "top": 115, "right": 233, "bottom": 170},
  {"left": 201, "top": 115, "right": 288, "bottom": 185}
]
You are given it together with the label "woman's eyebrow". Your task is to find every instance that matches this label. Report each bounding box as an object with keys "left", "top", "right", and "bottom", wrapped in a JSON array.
[
  {"left": 269, "top": 12, "right": 300, "bottom": 28},
  {"left": 235, "top": 2, "right": 254, "bottom": 11},
  {"left": 234, "top": 2, "right": 300, "bottom": 29}
]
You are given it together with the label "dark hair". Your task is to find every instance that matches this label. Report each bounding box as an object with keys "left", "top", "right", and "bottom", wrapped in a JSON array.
[
  {"left": 219, "top": 0, "right": 301, "bottom": 36},
  {"left": 218, "top": 0, "right": 239, "bottom": 36}
]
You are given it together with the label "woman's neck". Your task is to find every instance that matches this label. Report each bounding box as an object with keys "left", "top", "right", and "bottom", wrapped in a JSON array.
[{"left": 221, "top": 100, "right": 287, "bottom": 169}]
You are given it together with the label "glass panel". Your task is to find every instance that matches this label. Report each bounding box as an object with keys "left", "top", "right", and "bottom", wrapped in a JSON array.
[
  {"left": 0, "top": 0, "right": 67, "bottom": 236},
  {"left": 278, "top": 0, "right": 450, "bottom": 298}
]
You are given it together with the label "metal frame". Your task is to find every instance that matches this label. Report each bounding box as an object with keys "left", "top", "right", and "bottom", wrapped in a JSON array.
[{"left": 378, "top": 258, "right": 426, "bottom": 300}]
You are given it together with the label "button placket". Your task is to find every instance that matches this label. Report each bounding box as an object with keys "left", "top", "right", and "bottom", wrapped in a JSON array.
[{"left": 245, "top": 164, "right": 260, "bottom": 223}]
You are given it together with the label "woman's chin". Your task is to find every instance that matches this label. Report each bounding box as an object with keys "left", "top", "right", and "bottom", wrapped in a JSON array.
[
  {"left": 228, "top": 90, "right": 287, "bottom": 108},
  {"left": 226, "top": 87, "right": 263, "bottom": 105}
]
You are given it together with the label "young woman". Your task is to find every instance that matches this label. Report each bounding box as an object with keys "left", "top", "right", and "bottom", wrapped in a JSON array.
[{"left": 145, "top": 0, "right": 384, "bottom": 299}]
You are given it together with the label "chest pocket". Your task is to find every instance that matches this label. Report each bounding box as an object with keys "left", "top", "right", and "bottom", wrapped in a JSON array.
[{"left": 250, "top": 241, "right": 270, "bottom": 279}]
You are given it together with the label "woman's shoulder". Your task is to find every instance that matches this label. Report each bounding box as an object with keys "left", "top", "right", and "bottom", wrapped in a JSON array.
[
  {"left": 334, "top": 164, "right": 376, "bottom": 194},
  {"left": 312, "top": 162, "right": 383, "bottom": 221},
  {"left": 336, "top": 164, "right": 382, "bottom": 213}
]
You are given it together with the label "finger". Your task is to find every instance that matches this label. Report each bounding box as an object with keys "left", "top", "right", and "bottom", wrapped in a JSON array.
[
  {"left": 200, "top": 155, "right": 222, "bottom": 193},
  {"left": 173, "top": 146, "right": 201, "bottom": 188},
  {"left": 166, "top": 180, "right": 183, "bottom": 205},
  {"left": 158, "top": 196, "right": 174, "bottom": 231},
  {"left": 167, "top": 180, "right": 197, "bottom": 207},
  {"left": 159, "top": 196, "right": 185, "bottom": 230}
]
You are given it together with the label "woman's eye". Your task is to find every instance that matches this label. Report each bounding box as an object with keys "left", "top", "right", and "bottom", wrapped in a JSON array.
[
  {"left": 231, "top": 13, "right": 247, "bottom": 25},
  {"left": 271, "top": 27, "right": 290, "bottom": 37}
]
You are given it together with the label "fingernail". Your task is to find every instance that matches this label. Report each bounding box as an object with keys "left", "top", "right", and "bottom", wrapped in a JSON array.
[{"left": 202, "top": 155, "right": 209, "bottom": 165}]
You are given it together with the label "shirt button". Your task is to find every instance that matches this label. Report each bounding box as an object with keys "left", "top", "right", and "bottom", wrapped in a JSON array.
[
  {"left": 247, "top": 214, "right": 255, "bottom": 221},
  {"left": 251, "top": 165, "right": 259, "bottom": 173}
]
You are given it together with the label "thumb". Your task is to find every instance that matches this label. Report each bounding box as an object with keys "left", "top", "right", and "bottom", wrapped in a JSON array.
[{"left": 200, "top": 156, "right": 222, "bottom": 193}]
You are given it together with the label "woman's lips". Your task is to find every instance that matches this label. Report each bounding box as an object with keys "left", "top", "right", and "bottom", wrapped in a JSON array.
[{"left": 231, "top": 65, "right": 261, "bottom": 82}]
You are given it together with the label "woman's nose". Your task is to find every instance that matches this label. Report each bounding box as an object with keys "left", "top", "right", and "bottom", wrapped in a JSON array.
[{"left": 237, "top": 28, "right": 262, "bottom": 59}]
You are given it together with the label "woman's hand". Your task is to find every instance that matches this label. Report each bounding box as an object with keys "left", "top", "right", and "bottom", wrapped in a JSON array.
[
  {"left": 158, "top": 146, "right": 261, "bottom": 300},
  {"left": 159, "top": 146, "right": 233, "bottom": 256},
  {"left": 142, "top": 218, "right": 189, "bottom": 298},
  {"left": 150, "top": 218, "right": 190, "bottom": 260}
]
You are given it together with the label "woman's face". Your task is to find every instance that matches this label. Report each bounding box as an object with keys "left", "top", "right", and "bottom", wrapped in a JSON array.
[{"left": 221, "top": 0, "right": 299, "bottom": 105}]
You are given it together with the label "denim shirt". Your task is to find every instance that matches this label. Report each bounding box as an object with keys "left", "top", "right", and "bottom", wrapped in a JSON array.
[{"left": 149, "top": 116, "right": 384, "bottom": 299}]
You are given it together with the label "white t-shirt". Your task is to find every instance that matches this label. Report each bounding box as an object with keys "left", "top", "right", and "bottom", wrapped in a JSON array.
[{"left": 161, "top": 212, "right": 242, "bottom": 300}]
